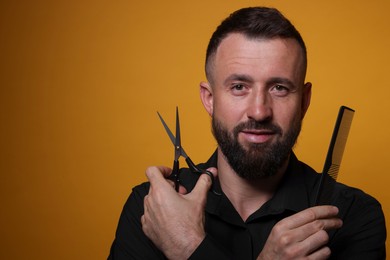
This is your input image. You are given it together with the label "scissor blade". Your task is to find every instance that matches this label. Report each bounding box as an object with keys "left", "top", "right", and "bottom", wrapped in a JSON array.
[
  {"left": 175, "top": 107, "right": 181, "bottom": 147},
  {"left": 157, "top": 111, "right": 175, "bottom": 144},
  {"left": 174, "top": 107, "right": 181, "bottom": 160},
  {"left": 157, "top": 110, "right": 189, "bottom": 158}
]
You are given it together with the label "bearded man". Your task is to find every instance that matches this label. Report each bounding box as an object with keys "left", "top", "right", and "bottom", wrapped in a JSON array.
[{"left": 109, "top": 7, "right": 386, "bottom": 260}]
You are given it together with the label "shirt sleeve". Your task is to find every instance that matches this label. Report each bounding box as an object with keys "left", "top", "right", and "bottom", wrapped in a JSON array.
[
  {"left": 108, "top": 183, "right": 166, "bottom": 260},
  {"left": 330, "top": 189, "right": 387, "bottom": 259}
]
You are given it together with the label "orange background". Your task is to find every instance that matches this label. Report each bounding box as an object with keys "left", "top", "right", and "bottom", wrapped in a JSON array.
[{"left": 0, "top": 0, "right": 389, "bottom": 258}]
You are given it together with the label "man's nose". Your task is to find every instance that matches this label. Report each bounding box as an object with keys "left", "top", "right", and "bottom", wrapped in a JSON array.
[{"left": 246, "top": 90, "right": 272, "bottom": 122}]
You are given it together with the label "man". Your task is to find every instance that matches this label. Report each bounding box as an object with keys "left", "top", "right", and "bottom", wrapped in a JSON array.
[{"left": 109, "top": 7, "right": 386, "bottom": 259}]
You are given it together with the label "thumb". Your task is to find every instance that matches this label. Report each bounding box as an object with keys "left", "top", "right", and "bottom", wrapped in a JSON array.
[
  {"left": 145, "top": 166, "right": 172, "bottom": 188},
  {"left": 188, "top": 172, "right": 212, "bottom": 202},
  {"left": 206, "top": 167, "right": 218, "bottom": 178}
]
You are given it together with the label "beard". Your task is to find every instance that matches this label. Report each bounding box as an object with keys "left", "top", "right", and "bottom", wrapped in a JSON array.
[{"left": 212, "top": 115, "right": 301, "bottom": 180}]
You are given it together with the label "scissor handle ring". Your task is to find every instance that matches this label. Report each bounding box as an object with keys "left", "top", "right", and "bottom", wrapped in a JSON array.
[{"left": 202, "top": 170, "right": 221, "bottom": 196}]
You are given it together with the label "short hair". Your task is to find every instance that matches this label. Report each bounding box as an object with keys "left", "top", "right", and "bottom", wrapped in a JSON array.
[{"left": 205, "top": 7, "right": 307, "bottom": 83}]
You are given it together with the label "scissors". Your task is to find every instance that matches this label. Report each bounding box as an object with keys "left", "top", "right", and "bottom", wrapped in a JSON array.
[{"left": 157, "top": 107, "right": 221, "bottom": 196}]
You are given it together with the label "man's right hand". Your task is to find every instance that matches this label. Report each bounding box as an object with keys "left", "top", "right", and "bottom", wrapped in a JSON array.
[
  {"left": 257, "top": 206, "right": 343, "bottom": 260},
  {"left": 141, "top": 166, "right": 215, "bottom": 260}
]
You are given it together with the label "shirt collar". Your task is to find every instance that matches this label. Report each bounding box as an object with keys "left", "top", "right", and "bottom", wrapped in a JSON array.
[
  {"left": 203, "top": 150, "right": 311, "bottom": 223},
  {"left": 254, "top": 153, "right": 310, "bottom": 216}
]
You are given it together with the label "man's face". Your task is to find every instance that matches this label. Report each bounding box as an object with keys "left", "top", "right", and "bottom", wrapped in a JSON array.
[{"left": 203, "top": 33, "right": 311, "bottom": 179}]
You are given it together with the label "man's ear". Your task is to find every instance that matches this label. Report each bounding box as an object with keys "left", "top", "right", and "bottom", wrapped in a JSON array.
[
  {"left": 200, "top": 81, "right": 213, "bottom": 116},
  {"left": 301, "top": 82, "right": 312, "bottom": 119}
]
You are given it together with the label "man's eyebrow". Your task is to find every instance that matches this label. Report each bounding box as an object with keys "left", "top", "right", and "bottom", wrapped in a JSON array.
[
  {"left": 223, "top": 74, "right": 254, "bottom": 85},
  {"left": 267, "top": 77, "right": 297, "bottom": 89},
  {"left": 223, "top": 75, "right": 298, "bottom": 89}
]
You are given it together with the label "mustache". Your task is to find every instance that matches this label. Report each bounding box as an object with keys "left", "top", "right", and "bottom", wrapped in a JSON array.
[{"left": 233, "top": 119, "right": 282, "bottom": 136}]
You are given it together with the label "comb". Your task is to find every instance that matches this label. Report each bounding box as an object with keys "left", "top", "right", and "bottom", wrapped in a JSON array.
[{"left": 314, "top": 106, "right": 355, "bottom": 205}]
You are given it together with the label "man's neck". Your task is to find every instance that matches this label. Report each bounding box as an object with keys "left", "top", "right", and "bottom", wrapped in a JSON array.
[{"left": 217, "top": 149, "right": 289, "bottom": 222}]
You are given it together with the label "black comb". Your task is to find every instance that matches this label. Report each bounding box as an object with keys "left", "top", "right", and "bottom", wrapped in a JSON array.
[{"left": 314, "top": 106, "right": 355, "bottom": 205}]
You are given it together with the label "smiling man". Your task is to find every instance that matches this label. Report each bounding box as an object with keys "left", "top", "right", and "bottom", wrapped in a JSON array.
[
  {"left": 203, "top": 34, "right": 309, "bottom": 181},
  {"left": 109, "top": 7, "right": 386, "bottom": 259}
]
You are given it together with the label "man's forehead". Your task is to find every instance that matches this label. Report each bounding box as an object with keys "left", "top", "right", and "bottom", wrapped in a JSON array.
[
  {"left": 216, "top": 33, "right": 302, "bottom": 58},
  {"left": 209, "top": 33, "right": 306, "bottom": 83}
]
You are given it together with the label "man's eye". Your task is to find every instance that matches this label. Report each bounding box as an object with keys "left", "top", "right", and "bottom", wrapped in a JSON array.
[
  {"left": 274, "top": 85, "right": 288, "bottom": 91},
  {"left": 271, "top": 84, "right": 290, "bottom": 97},
  {"left": 229, "top": 83, "right": 248, "bottom": 96},
  {"left": 232, "top": 84, "right": 245, "bottom": 90}
]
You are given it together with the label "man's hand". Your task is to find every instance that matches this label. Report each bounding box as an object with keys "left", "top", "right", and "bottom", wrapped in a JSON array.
[
  {"left": 258, "top": 206, "right": 343, "bottom": 260},
  {"left": 141, "top": 166, "right": 214, "bottom": 259}
]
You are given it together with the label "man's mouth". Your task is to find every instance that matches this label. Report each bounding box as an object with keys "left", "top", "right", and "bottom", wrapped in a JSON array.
[{"left": 240, "top": 129, "right": 275, "bottom": 143}]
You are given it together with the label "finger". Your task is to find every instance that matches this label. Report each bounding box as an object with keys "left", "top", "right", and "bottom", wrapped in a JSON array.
[
  {"left": 158, "top": 165, "right": 174, "bottom": 178},
  {"left": 200, "top": 167, "right": 218, "bottom": 186},
  {"left": 145, "top": 166, "right": 172, "bottom": 187},
  {"left": 178, "top": 184, "right": 188, "bottom": 195},
  {"left": 277, "top": 229, "right": 331, "bottom": 258},
  {"left": 307, "top": 246, "right": 331, "bottom": 260},
  {"left": 291, "top": 217, "right": 343, "bottom": 243},
  {"left": 305, "top": 229, "right": 329, "bottom": 252},
  {"left": 188, "top": 173, "right": 212, "bottom": 201},
  {"left": 302, "top": 230, "right": 332, "bottom": 259},
  {"left": 206, "top": 167, "right": 218, "bottom": 178},
  {"left": 321, "top": 217, "right": 343, "bottom": 231},
  {"left": 280, "top": 206, "right": 339, "bottom": 230}
]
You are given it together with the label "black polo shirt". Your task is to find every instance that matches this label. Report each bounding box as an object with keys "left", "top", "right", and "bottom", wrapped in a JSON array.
[{"left": 108, "top": 151, "right": 386, "bottom": 259}]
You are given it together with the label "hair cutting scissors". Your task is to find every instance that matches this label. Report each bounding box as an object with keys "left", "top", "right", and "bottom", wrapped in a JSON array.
[{"left": 157, "top": 107, "right": 221, "bottom": 196}]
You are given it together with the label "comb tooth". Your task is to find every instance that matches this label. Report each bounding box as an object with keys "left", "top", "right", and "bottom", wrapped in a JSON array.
[{"left": 328, "top": 165, "right": 340, "bottom": 180}]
